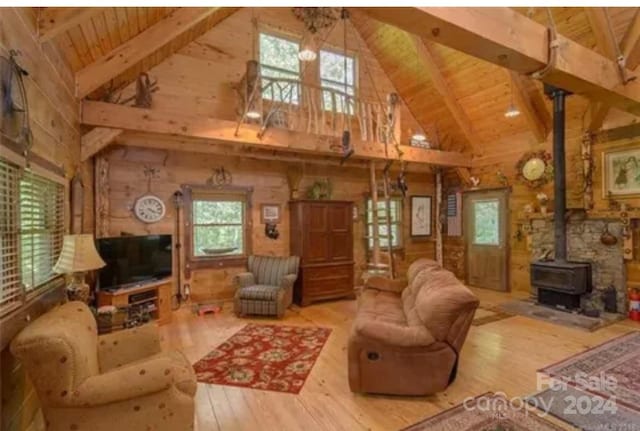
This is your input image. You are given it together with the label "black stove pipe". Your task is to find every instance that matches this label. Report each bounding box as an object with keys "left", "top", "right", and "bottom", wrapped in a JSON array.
[{"left": 545, "top": 84, "right": 571, "bottom": 262}]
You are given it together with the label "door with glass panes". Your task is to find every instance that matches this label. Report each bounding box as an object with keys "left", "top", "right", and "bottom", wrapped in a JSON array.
[{"left": 463, "top": 189, "right": 509, "bottom": 291}]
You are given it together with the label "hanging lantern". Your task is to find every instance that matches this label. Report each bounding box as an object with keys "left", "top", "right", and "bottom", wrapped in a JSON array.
[{"left": 298, "top": 34, "right": 317, "bottom": 62}]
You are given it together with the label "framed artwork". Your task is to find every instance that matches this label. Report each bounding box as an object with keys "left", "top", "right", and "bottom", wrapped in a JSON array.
[
  {"left": 602, "top": 146, "right": 640, "bottom": 197},
  {"left": 411, "top": 195, "right": 432, "bottom": 237},
  {"left": 260, "top": 204, "right": 281, "bottom": 224}
]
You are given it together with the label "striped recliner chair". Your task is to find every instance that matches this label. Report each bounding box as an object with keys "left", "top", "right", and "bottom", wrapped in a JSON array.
[{"left": 234, "top": 255, "right": 300, "bottom": 318}]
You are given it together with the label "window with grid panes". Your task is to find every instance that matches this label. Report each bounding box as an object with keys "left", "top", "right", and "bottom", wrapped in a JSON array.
[
  {"left": 365, "top": 196, "right": 403, "bottom": 250},
  {"left": 0, "top": 158, "right": 64, "bottom": 316},
  {"left": 320, "top": 50, "right": 356, "bottom": 114},
  {"left": 259, "top": 32, "right": 301, "bottom": 104}
]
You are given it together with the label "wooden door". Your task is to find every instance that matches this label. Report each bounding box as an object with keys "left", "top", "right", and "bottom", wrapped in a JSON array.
[
  {"left": 328, "top": 203, "right": 353, "bottom": 262},
  {"left": 463, "top": 189, "right": 509, "bottom": 291},
  {"left": 303, "top": 203, "right": 329, "bottom": 263}
]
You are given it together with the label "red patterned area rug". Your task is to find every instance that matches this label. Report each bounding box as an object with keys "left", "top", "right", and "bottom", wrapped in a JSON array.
[
  {"left": 538, "top": 331, "right": 640, "bottom": 412},
  {"left": 193, "top": 324, "right": 331, "bottom": 394},
  {"left": 402, "top": 393, "right": 566, "bottom": 431}
]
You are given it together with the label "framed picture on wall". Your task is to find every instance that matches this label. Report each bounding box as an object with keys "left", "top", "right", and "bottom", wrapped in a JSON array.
[
  {"left": 602, "top": 146, "right": 640, "bottom": 198},
  {"left": 410, "top": 195, "right": 432, "bottom": 237},
  {"left": 260, "top": 204, "right": 281, "bottom": 224}
]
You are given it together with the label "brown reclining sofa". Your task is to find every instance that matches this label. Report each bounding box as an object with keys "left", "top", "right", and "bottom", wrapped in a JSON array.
[{"left": 348, "top": 259, "right": 479, "bottom": 395}]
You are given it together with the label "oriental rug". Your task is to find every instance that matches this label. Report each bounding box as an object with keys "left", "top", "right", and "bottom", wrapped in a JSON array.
[
  {"left": 193, "top": 323, "right": 331, "bottom": 394},
  {"left": 538, "top": 331, "right": 640, "bottom": 412},
  {"left": 401, "top": 392, "right": 566, "bottom": 431}
]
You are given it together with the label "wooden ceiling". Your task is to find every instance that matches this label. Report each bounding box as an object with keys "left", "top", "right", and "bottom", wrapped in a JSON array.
[{"left": 35, "top": 7, "right": 640, "bottom": 158}]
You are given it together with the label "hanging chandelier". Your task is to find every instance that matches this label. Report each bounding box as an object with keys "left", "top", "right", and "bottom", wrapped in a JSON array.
[
  {"left": 292, "top": 7, "right": 338, "bottom": 62},
  {"left": 504, "top": 76, "right": 521, "bottom": 118}
]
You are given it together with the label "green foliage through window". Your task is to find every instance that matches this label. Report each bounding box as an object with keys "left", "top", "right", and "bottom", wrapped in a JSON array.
[
  {"left": 259, "top": 33, "right": 300, "bottom": 104},
  {"left": 320, "top": 50, "right": 355, "bottom": 114},
  {"left": 473, "top": 200, "right": 499, "bottom": 245},
  {"left": 193, "top": 200, "right": 244, "bottom": 257}
]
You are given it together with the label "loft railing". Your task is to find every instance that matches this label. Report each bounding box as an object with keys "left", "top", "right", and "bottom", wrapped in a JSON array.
[{"left": 241, "top": 75, "right": 400, "bottom": 146}]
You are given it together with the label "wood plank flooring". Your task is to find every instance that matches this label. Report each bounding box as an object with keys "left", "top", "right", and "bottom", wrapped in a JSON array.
[{"left": 158, "top": 288, "right": 640, "bottom": 431}]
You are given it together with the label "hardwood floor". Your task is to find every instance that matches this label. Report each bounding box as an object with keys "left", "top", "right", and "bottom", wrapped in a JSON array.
[{"left": 158, "top": 288, "right": 640, "bottom": 431}]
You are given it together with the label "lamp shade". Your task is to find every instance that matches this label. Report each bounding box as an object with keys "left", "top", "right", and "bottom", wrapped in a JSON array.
[{"left": 53, "top": 234, "right": 106, "bottom": 274}]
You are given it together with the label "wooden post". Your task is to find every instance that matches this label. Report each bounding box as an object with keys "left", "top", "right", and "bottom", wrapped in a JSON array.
[
  {"left": 382, "top": 167, "right": 396, "bottom": 278},
  {"left": 286, "top": 164, "right": 304, "bottom": 200},
  {"left": 436, "top": 169, "right": 443, "bottom": 266},
  {"left": 95, "top": 155, "right": 110, "bottom": 238},
  {"left": 581, "top": 132, "right": 594, "bottom": 210},
  {"left": 369, "top": 161, "right": 381, "bottom": 269}
]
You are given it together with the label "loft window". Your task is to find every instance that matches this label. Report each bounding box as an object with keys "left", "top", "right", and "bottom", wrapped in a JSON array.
[
  {"left": 259, "top": 32, "right": 300, "bottom": 104},
  {"left": 1, "top": 158, "right": 64, "bottom": 316},
  {"left": 183, "top": 186, "right": 252, "bottom": 270},
  {"left": 365, "top": 196, "right": 403, "bottom": 250},
  {"left": 320, "top": 49, "right": 355, "bottom": 114}
]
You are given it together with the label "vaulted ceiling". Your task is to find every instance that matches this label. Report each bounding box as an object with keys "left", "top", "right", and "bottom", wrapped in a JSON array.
[{"left": 33, "top": 7, "right": 640, "bottom": 159}]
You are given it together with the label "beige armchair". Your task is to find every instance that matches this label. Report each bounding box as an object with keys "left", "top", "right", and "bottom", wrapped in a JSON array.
[
  {"left": 234, "top": 255, "right": 300, "bottom": 318},
  {"left": 10, "top": 301, "right": 196, "bottom": 431}
]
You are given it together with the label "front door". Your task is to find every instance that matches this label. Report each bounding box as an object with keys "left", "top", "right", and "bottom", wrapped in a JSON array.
[{"left": 463, "top": 189, "right": 509, "bottom": 291}]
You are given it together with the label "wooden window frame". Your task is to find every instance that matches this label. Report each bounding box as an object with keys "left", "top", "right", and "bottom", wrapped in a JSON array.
[
  {"left": 364, "top": 194, "right": 404, "bottom": 251},
  {"left": 258, "top": 31, "right": 301, "bottom": 105},
  {"left": 318, "top": 47, "right": 358, "bottom": 115},
  {"left": 0, "top": 148, "right": 67, "bottom": 320},
  {"left": 182, "top": 184, "right": 253, "bottom": 276}
]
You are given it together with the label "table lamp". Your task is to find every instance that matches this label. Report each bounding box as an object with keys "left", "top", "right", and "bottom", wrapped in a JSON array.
[{"left": 53, "top": 234, "right": 106, "bottom": 303}]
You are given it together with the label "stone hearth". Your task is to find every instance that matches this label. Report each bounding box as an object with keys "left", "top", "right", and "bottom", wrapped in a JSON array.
[{"left": 530, "top": 218, "right": 627, "bottom": 313}]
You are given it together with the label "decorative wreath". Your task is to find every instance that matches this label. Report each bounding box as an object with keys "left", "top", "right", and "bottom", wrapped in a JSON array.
[{"left": 515, "top": 150, "right": 554, "bottom": 189}]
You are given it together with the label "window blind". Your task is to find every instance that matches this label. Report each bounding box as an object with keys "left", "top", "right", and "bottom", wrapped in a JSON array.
[
  {"left": 0, "top": 159, "right": 22, "bottom": 314},
  {"left": 20, "top": 171, "right": 64, "bottom": 291},
  {"left": 0, "top": 158, "right": 64, "bottom": 316}
]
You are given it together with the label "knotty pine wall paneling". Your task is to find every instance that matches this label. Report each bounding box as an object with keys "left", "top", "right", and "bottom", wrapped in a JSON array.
[
  {"left": 1, "top": 8, "right": 83, "bottom": 431},
  {"left": 103, "top": 146, "right": 436, "bottom": 303}
]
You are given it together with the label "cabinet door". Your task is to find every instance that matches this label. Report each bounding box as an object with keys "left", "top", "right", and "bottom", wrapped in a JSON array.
[
  {"left": 328, "top": 203, "right": 353, "bottom": 261},
  {"left": 303, "top": 203, "right": 329, "bottom": 263}
]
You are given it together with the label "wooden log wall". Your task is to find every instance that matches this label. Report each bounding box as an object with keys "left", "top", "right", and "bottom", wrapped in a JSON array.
[
  {"left": 108, "top": 7, "right": 423, "bottom": 145},
  {"left": 101, "top": 145, "right": 436, "bottom": 303},
  {"left": 0, "top": 8, "right": 83, "bottom": 431},
  {"left": 468, "top": 94, "right": 640, "bottom": 295}
]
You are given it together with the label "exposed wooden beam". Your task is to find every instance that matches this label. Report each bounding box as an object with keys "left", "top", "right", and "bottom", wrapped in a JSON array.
[
  {"left": 75, "top": 7, "right": 236, "bottom": 98},
  {"left": 38, "top": 8, "right": 105, "bottom": 42},
  {"left": 414, "top": 36, "right": 476, "bottom": 145},
  {"left": 585, "top": 8, "right": 618, "bottom": 59},
  {"left": 509, "top": 71, "right": 549, "bottom": 142},
  {"left": 595, "top": 121, "right": 640, "bottom": 143},
  {"left": 455, "top": 167, "right": 472, "bottom": 187},
  {"left": 586, "top": 9, "right": 640, "bottom": 132},
  {"left": 621, "top": 9, "right": 640, "bottom": 70},
  {"left": 361, "top": 7, "right": 640, "bottom": 116},
  {"left": 81, "top": 101, "right": 471, "bottom": 167},
  {"left": 117, "top": 133, "right": 434, "bottom": 173},
  {"left": 81, "top": 127, "right": 123, "bottom": 161}
]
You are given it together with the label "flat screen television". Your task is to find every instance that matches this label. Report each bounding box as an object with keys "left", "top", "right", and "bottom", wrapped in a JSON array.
[{"left": 97, "top": 234, "right": 172, "bottom": 290}]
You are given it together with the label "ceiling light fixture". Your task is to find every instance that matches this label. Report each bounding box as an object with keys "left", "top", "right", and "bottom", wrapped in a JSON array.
[
  {"left": 298, "top": 38, "right": 317, "bottom": 62},
  {"left": 505, "top": 77, "right": 521, "bottom": 118},
  {"left": 293, "top": 8, "right": 337, "bottom": 62}
]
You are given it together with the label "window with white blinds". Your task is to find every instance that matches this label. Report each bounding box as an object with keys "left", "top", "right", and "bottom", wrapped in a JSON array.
[{"left": 0, "top": 158, "right": 64, "bottom": 316}]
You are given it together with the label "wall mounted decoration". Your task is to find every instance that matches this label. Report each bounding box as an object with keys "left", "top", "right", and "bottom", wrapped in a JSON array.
[
  {"left": 602, "top": 146, "right": 640, "bottom": 198},
  {"left": 411, "top": 195, "right": 432, "bottom": 237},
  {"left": 0, "top": 50, "right": 33, "bottom": 159},
  {"left": 516, "top": 150, "right": 553, "bottom": 189},
  {"left": 265, "top": 223, "right": 280, "bottom": 240},
  {"left": 261, "top": 204, "right": 281, "bottom": 224},
  {"left": 133, "top": 166, "right": 165, "bottom": 224},
  {"left": 206, "top": 166, "right": 233, "bottom": 187}
]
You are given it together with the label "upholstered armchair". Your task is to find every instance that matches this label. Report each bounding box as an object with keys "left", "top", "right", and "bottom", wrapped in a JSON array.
[
  {"left": 234, "top": 255, "right": 300, "bottom": 318},
  {"left": 10, "top": 301, "right": 196, "bottom": 431}
]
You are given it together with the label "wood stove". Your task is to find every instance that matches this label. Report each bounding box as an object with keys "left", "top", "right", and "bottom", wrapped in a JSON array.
[{"left": 529, "top": 85, "right": 592, "bottom": 311}]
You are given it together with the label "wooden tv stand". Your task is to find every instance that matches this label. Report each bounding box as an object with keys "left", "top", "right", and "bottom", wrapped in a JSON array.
[{"left": 97, "top": 278, "right": 173, "bottom": 325}]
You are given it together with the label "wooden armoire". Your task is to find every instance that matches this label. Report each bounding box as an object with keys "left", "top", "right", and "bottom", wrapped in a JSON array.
[{"left": 289, "top": 200, "right": 354, "bottom": 306}]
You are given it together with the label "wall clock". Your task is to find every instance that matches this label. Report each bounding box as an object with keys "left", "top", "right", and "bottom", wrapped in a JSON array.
[
  {"left": 516, "top": 150, "right": 553, "bottom": 189},
  {"left": 133, "top": 194, "right": 166, "bottom": 223}
]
